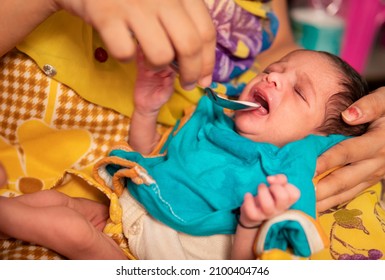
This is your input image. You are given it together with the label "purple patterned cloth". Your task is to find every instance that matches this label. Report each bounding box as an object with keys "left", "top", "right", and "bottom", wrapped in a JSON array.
[{"left": 205, "top": 0, "right": 266, "bottom": 82}]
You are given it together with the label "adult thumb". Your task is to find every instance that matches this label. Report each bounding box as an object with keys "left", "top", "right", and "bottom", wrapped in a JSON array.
[{"left": 342, "top": 87, "right": 385, "bottom": 125}]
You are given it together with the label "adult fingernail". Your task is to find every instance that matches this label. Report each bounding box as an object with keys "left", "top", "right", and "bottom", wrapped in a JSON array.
[
  {"left": 182, "top": 83, "right": 197, "bottom": 91},
  {"left": 198, "top": 75, "right": 213, "bottom": 88},
  {"left": 342, "top": 106, "right": 362, "bottom": 122}
]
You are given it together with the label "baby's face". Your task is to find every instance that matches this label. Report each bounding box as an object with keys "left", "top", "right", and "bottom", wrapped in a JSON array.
[{"left": 234, "top": 50, "right": 344, "bottom": 146}]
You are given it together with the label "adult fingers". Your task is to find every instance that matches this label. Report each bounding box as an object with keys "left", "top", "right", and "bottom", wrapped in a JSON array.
[
  {"left": 315, "top": 131, "right": 378, "bottom": 177},
  {"left": 158, "top": 3, "right": 202, "bottom": 88},
  {"left": 129, "top": 4, "right": 175, "bottom": 68},
  {"left": 315, "top": 158, "right": 385, "bottom": 210},
  {"left": 181, "top": 0, "right": 216, "bottom": 87},
  {"left": 133, "top": 0, "right": 215, "bottom": 89},
  {"left": 97, "top": 18, "right": 138, "bottom": 61},
  {"left": 342, "top": 87, "right": 385, "bottom": 125},
  {"left": 76, "top": 0, "right": 139, "bottom": 62},
  {"left": 62, "top": 0, "right": 215, "bottom": 87},
  {"left": 316, "top": 181, "right": 375, "bottom": 212}
]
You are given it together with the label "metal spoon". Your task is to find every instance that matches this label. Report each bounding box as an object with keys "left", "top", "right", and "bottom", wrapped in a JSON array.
[
  {"left": 169, "top": 61, "right": 260, "bottom": 111},
  {"left": 204, "top": 88, "right": 261, "bottom": 111}
]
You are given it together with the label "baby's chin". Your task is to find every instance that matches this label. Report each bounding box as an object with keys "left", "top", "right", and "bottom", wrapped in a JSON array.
[
  {"left": 234, "top": 124, "right": 267, "bottom": 144},
  {"left": 234, "top": 124, "right": 301, "bottom": 147}
]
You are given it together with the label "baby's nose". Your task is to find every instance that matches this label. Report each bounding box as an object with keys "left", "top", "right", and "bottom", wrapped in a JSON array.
[{"left": 264, "top": 73, "right": 280, "bottom": 90}]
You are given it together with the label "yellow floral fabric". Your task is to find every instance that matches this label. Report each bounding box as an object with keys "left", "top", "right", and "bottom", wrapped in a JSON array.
[{"left": 313, "top": 182, "right": 385, "bottom": 260}]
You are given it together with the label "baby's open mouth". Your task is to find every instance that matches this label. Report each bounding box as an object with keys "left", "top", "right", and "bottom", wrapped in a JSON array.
[{"left": 252, "top": 91, "right": 269, "bottom": 112}]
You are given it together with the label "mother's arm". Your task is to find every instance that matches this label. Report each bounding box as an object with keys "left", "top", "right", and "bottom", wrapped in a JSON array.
[{"left": 0, "top": 0, "right": 57, "bottom": 56}]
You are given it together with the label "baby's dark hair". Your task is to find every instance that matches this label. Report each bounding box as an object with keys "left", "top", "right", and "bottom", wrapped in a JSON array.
[{"left": 315, "top": 50, "right": 370, "bottom": 136}]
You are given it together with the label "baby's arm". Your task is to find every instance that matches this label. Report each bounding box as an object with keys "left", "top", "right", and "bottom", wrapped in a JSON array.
[
  {"left": 231, "top": 174, "right": 300, "bottom": 260},
  {"left": 129, "top": 50, "right": 176, "bottom": 154}
]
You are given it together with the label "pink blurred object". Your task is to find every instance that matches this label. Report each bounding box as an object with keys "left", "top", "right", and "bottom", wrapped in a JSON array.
[{"left": 340, "top": 0, "right": 385, "bottom": 73}]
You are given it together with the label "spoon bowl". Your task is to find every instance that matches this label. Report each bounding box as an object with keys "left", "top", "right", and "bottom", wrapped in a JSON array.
[{"left": 204, "top": 88, "right": 261, "bottom": 111}]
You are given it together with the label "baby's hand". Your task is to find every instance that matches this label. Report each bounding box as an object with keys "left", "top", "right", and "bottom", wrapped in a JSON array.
[
  {"left": 239, "top": 174, "right": 300, "bottom": 228},
  {"left": 133, "top": 49, "right": 176, "bottom": 114}
]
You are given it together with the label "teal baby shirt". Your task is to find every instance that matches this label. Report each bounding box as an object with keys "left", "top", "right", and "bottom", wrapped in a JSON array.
[{"left": 107, "top": 96, "right": 348, "bottom": 256}]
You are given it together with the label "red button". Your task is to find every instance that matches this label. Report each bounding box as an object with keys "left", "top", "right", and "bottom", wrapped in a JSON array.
[{"left": 94, "top": 47, "right": 108, "bottom": 63}]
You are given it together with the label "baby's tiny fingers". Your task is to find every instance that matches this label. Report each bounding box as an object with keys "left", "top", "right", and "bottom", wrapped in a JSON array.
[
  {"left": 240, "top": 193, "right": 266, "bottom": 223},
  {"left": 257, "top": 184, "right": 276, "bottom": 216},
  {"left": 267, "top": 174, "right": 288, "bottom": 185},
  {"left": 269, "top": 183, "right": 292, "bottom": 211},
  {"left": 285, "top": 183, "right": 301, "bottom": 204}
]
